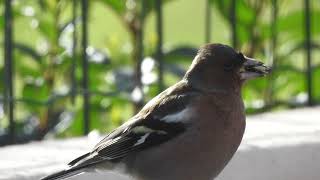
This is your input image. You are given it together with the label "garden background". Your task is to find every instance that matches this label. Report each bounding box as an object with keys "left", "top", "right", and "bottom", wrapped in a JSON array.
[{"left": 0, "top": 0, "right": 319, "bottom": 145}]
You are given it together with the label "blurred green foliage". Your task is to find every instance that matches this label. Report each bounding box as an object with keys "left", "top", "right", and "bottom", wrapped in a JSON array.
[{"left": 0, "top": 0, "right": 319, "bottom": 143}]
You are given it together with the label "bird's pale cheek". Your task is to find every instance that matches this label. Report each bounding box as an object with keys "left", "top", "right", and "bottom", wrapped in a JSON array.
[{"left": 240, "top": 72, "right": 263, "bottom": 80}]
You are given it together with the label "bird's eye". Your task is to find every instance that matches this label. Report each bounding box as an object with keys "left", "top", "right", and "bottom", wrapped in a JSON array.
[{"left": 224, "top": 63, "right": 234, "bottom": 71}]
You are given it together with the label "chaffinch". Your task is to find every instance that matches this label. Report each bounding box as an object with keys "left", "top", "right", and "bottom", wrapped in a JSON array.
[{"left": 41, "top": 43, "right": 271, "bottom": 180}]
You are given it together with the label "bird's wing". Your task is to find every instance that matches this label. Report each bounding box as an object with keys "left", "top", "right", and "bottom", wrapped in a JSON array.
[
  {"left": 69, "top": 82, "right": 200, "bottom": 167},
  {"left": 93, "top": 95, "right": 195, "bottom": 161}
]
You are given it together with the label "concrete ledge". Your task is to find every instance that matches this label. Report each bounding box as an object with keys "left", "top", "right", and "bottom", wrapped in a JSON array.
[{"left": 1, "top": 106, "right": 320, "bottom": 180}]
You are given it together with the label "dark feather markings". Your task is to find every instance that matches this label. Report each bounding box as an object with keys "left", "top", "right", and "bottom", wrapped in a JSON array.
[
  {"left": 41, "top": 154, "right": 105, "bottom": 180},
  {"left": 68, "top": 153, "right": 90, "bottom": 166},
  {"left": 91, "top": 120, "right": 188, "bottom": 163},
  {"left": 65, "top": 81, "right": 201, "bottom": 169}
]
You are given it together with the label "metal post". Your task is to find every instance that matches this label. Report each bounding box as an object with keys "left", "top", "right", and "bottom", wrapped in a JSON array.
[
  {"left": 81, "top": 0, "right": 90, "bottom": 134},
  {"left": 205, "top": 0, "right": 212, "bottom": 43},
  {"left": 304, "top": 0, "right": 313, "bottom": 106},
  {"left": 230, "top": 0, "right": 237, "bottom": 48},
  {"left": 4, "top": 0, "right": 15, "bottom": 143},
  {"left": 266, "top": 0, "right": 278, "bottom": 106},
  {"left": 135, "top": 0, "right": 145, "bottom": 110},
  {"left": 155, "top": 0, "right": 164, "bottom": 91},
  {"left": 71, "top": 0, "right": 78, "bottom": 104},
  {"left": 271, "top": 0, "right": 278, "bottom": 62},
  {"left": 137, "top": 0, "right": 145, "bottom": 87}
]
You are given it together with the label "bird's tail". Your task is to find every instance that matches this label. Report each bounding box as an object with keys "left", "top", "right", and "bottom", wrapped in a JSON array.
[
  {"left": 40, "top": 152, "right": 106, "bottom": 180},
  {"left": 40, "top": 166, "right": 85, "bottom": 180}
]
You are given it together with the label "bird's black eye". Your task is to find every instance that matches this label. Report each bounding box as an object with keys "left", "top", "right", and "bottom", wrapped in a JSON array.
[{"left": 224, "top": 63, "right": 234, "bottom": 71}]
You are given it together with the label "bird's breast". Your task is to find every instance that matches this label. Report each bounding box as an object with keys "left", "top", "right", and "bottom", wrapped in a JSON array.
[{"left": 193, "top": 94, "right": 246, "bottom": 177}]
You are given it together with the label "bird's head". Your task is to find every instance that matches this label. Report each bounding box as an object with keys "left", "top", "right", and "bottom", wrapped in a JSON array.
[{"left": 184, "top": 43, "right": 271, "bottom": 94}]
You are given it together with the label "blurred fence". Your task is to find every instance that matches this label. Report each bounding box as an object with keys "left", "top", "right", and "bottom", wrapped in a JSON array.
[{"left": 1, "top": 0, "right": 319, "bottom": 145}]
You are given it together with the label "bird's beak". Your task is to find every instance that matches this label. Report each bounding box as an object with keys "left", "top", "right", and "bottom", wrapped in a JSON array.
[{"left": 240, "top": 56, "right": 271, "bottom": 80}]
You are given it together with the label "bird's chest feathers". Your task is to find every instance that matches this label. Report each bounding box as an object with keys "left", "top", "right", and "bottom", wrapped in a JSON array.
[{"left": 193, "top": 94, "right": 246, "bottom": 143}]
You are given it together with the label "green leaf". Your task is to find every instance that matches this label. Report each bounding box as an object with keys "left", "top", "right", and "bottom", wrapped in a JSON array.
[
  {"left": 22, "top": 82, "right": 48, "bottom": 101},
  {"left": 0, "top": 18, "right": 4, "bottom": 31},
  {"left": 277, "top": 9, "right": 320, "bottom": 42},
  {"left": 38, "top": 19, "right": 56, "bottom": 42},
  {"left": 0, "top": 68, "right": 4, "bottom": 93},
  {"left": 99, "top": 0, "right": 127, "bottom": 15},
  {"left": 14, "top": 53, "right": 42, "bottom": 77},
  {"left": 272, "top": 70, "right": 305, "bottom": 100},
  {"left": 99, "top": 0, "right": 176, "bottom": 22},
  {"left": 313, "top": 66, "right": 320, "bottom": 101}
]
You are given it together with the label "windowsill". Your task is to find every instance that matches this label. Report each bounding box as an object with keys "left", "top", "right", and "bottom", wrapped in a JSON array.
[{"left": 1, "top": 106, "right": 320, "bottom": 180}]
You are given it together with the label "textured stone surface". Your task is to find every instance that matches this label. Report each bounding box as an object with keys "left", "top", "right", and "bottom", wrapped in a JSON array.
[{"left": 1, "top": 106, "right": 320, "bottom": 180}]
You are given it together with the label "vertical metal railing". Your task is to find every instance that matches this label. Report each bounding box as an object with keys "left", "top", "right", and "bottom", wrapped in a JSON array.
[
  {"left": 4, "top": 0, "right": 15, "bottom": 143},
  {"left": 230, "top": 0, "right": 237, "bottom": 48},
  {"left": 266, "top": 0, "right": 278, "bottom": 106},
  {"left": 155, "top": 0, "right": 164, "bottom": 92},
  {"left": 271, "top": 0, "right": 278, "bottom": 64},
  {"left": 81, "top": 0, "right": 90, "bottom": 135},
  {"left": 134, "top": 0, "right": 145, "bottom": 111},
  {"left": 138, "top": 0, "right": 145, "bottom": 86},
  {"left": 205, "top": 0, "right": 212, "bottom": 43},
  {"left": 304, "top": 0, "right": 313, "bottom": 106},
  {"left": 71, "top": 0, "right": 78, "bottom": 105}
]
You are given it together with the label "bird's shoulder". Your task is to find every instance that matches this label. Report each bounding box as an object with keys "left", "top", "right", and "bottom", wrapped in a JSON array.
[{"left": 139, "top": 80, "right": 202, "bottom": 119}]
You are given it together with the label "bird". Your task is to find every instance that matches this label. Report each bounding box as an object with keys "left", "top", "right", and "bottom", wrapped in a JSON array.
[{"left": 41, "top": 43, "right": 271, "bottom": 180}]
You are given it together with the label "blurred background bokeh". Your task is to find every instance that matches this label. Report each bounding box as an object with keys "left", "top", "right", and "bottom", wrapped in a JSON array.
[{"left": 0, "top": 0, "right": 319, "bottom": 146}]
